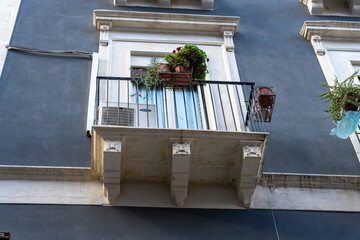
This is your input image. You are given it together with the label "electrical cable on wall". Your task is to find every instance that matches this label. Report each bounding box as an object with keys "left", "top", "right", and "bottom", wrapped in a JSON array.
[
  {"left": 6, "top": 45, "right": 93, "bottom": 59},
  {"left": 264, "top": 178, "right": 281, "bottom": 240}
]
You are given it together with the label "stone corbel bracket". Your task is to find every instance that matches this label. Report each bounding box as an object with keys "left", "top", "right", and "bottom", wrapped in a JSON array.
[
  {"left": 221, "top": 28, "right": 235, "bottom": 52},
  {"left": 238, "top": 145, "right": 263, "bottom": 208},
  {"left": 102, "top": 139, "right": 122, "bottom": 204},
  {"left": 171, "top": 143, "right": 191, "bottom": 206},
  {"left": 97, "top": 21, "right": 112, "bottom": 46},
  {"left": 311, "top": 35, "right": 325, "bottom": 56}
]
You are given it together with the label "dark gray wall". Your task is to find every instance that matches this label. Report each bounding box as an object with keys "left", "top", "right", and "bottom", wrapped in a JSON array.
[
  {"left": 0, "top": 205, "right": 359, "bottom": 240},
  {"left": 0, "top": 0, "right": 359, "bottom": 173}
]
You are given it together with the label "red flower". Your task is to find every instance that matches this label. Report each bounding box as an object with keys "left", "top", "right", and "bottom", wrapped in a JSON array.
[
  {"left": 200, "top": 66, "right": 203, "bottom": 71},
  {"left": 138, "top": 93, "right": 141, "bottom": 97},
  {"left": 172, "top": 50, "right": 176, "bottom": 54},
  {"left": 191, "top": 52, "right": 196, "bottom": 57},
  {"left": 206, "top": 58, "right": 209, "bottom": 62},
  {"left": 170, "top": 58, "right": 174, "bottom": 61},
  {"left": 176, "top": 47, "right": 182, "bottom": 51}
]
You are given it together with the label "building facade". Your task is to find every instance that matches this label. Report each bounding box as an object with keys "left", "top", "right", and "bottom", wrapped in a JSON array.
[{"left": 0, "top": 0, "right": 360, "bottom": 239}]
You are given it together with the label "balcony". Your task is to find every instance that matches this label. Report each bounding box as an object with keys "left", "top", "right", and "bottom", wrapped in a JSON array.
[{"left": 90, "top": 76, "right": 269, "bottom": 207}]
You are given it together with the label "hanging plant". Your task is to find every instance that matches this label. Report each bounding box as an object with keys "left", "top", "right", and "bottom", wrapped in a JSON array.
[{"left": 319, "top": 71, "right": 360, "bottom": 122}]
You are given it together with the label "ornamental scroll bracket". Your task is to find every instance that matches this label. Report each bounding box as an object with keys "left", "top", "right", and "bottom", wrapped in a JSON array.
[
  {"left": 223, "top": 30, "right": 235, "bottom": 52},
  {"left": 99, "top": 22, "right": 112, "bottom": 46},
  {"left": 311, "top": 35, "right": 325, "bottom": 56}
]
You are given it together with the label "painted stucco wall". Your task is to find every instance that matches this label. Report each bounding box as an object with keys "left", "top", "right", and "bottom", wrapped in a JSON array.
[
  {"left": 1, "top": 205, "right": 360, "bottom": 240},
  {"left": 0, "top": 0, "right": 21, "bottom": 77},
  {"left": 1, "top": 0, "right": 360, "bottom": 172}
]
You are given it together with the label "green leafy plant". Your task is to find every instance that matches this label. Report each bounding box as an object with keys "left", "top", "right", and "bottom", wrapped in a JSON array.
[
  {"left": 131, "top": 57, "right": 163, "bottom": 99},
  {"left": 132, "top": 57, "right": 162, "bottom": 90},
  {"left": 165, "top": 44, "right": 209, "bottom": 80},
  {"left": 319, "top": 71, "right": 360, "bottom": 122}
]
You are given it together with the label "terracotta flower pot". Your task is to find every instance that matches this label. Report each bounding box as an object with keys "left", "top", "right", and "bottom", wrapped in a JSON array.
[
  {"left": 253, "top": 103, "right": 271, "bottom": 121},
  {"left": 257, "top": 87, "right": 274, "bottom": 108},
  {"left": 173, "top": 65, "right": 191, "bottom": 86},
  {"left": 344, "top": 94, "right": 358, "bottom": 111},
  {"left": 158, "top": 64, "right": 172, "bottom": 83}
]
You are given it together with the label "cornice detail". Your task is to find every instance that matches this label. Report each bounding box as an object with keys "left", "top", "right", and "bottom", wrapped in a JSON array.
[
  {"left": 300, "top": 21, "right": 360, "bottom": 40},
  {"left": 114, "top": 0, "right": 214, "bottom": 11},
  {"left": 301, "top": 0, "right": 360, "bottom": 16},
  {"left": 93, "top": 10, "right": 239, "bottom": 35}
]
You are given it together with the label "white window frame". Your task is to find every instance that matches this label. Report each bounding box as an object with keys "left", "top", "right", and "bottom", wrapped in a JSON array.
[
  {"left": 88, "top": 10, "right": 250, "bottom": 133},
  {"left": 301, "top": 20, "right": 360, "bottom": 162}
]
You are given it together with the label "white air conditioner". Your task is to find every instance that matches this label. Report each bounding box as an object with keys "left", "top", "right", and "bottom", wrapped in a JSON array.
[{"left": 98, "top": 102, "right": 157, "bottom": 127}]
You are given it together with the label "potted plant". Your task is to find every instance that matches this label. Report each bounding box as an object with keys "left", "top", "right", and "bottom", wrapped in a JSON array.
[
  {"left": 254, "top": 86, "right": 275, "bottom": 121},
  {"left": 132, "top": 57, "right": 162, "bottom": 98},
  {"left": 319, "top": 71, "right": 360, "bottom": 122},
  {"left": 256, "top": 86, "right": 274, "bottom": 108},
  {"left": 164, "top": 44, "right": 209, "bottom": 85}
]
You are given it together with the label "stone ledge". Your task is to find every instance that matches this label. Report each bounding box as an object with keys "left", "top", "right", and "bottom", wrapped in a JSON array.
[
  {"left": 262, "top": 172, "right": 360, "bottom": 190},
  {"left": 0, "top": 165, "right": 94, "bottom": 181}
]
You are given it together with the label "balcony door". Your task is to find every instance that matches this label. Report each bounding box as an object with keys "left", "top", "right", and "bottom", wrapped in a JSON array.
[{"left": 130, "top": 55, "right": 203, "bottom": 129}]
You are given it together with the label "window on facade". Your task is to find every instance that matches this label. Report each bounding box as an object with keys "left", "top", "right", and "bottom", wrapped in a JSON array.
[
  {"left": 301, "top": 20, "right": 360, "bottom": 160},
  {"left": 87, "top": 10, "right": 248, "bottom": 132}
]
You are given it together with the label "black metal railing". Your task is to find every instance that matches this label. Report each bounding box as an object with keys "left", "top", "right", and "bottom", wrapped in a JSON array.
[{"left": 95, "top": 76, "right": 267, "bottom": 132}]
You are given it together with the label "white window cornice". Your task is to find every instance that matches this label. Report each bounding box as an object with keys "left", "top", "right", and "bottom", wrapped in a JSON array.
[
  {"left": 301, "top": 0, "right": 360, "bottom": 16},
  {"left": 114, "top": 0, "right": 214, "bottom": 11},
  {"left": 300, "top": 20, "right": 360, "bottom": 40},
  {"left": 93, "top": 10, "right": 240, "bottom": 36}
]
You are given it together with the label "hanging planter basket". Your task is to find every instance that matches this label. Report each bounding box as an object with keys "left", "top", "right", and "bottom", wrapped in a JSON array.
[{"left": 254, "top": 86, "right": 276, "bottom": 122}]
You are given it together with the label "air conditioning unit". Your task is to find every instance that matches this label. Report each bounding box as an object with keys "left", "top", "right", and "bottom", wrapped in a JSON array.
[{"left": 98, "top": 102, "right": 157, "bottom": 127}]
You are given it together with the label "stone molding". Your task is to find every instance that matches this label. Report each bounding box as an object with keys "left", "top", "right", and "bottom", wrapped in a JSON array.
[
  {"left": 300, "top": 20, "right": 360, "bottom": 55},
  {"left": 113, "top": 0, "right": 214, "bottom": 11},
  {"left": 93, "top": 10, "right": 239, "bottom": 35},
  {"left": 311, "top": 35, "right": 325, "bottom": 56},
  {"left": 300, "top": 21, "right": 360, "bottom": 40},
  {"left": 223, "top": 31, "right": 234, "bottom": 52},
  {"left": 262, "top": 172, "right": 360, "bottom": 190},
  {"left": 301, "top": 0, "right": 360, "bottom": 16}
]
